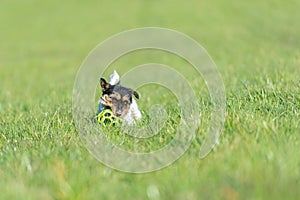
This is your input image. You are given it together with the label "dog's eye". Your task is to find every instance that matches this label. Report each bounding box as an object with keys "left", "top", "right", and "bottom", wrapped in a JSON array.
[{"left": 123, "top": 101, "right": 129, "bottom": 105}]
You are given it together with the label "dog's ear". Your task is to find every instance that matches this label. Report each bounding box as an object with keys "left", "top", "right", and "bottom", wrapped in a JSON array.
[
  {"left": 100, "top": 78, "right": 110, "bottom": 91},
  {"left": 132, "top": 90, "right": 139, "bottom": 99}
]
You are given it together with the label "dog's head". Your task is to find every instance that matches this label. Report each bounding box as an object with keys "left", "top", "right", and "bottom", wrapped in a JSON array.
[{"left": 100, "top": 78, "right": 139, "bottom": 117}]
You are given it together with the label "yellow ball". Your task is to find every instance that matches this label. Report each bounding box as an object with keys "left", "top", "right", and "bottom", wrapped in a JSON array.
[{"left": 97, "top": 109, "right": 120, "bottom": 127}]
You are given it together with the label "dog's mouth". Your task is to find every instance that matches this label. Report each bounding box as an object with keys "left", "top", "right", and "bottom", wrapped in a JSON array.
[
  {"left": 115, "top": 112, "right": 122, "bottom": 117},
  {"left": 113, "top": 110, "right": 127, "bottom": 118}
]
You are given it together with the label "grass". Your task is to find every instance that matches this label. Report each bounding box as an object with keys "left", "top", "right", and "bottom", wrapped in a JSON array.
[{"left": 0, "top": 0, "right": 299, "bottom": 199}]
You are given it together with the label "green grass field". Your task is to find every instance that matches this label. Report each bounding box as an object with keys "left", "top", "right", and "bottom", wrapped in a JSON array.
[{"left": 0, "top": 0, "right": 299, "bottom": 199}]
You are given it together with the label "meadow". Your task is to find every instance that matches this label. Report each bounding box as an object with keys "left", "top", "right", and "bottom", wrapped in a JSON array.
[{"left": 0, "top": 0, "right": 299, "bottom": 199}]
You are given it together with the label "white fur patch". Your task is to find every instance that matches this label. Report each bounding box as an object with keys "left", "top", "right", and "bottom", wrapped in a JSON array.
[
  {"left": 123, "top": 98, "right": 142, "bottom": 125},
  {"left": 109, "top": 70, "right": 120, "bottom": 85}
]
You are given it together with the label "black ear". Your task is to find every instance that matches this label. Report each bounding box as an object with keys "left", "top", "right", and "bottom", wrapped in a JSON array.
[
  {"left": 100, "top": 78, "right": 110, "bottom": 91},
  {"left": 132, "top": 90, "right": 139, "bottom": 99}
]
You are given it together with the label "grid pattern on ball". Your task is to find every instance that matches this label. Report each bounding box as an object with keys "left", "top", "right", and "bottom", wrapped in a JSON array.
[{"left": 97, "top": 109, "right": 119, "bottom": 126}]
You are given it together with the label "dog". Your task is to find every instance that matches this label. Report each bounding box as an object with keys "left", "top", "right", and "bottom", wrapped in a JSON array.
[{"left": 98, "top": 70, "right": 142, "bottom": 125}]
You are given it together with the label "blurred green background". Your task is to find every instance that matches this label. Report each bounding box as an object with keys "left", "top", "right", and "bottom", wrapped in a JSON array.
[{"left": 0, "top": 0, "right": 299, "bottom": 199}]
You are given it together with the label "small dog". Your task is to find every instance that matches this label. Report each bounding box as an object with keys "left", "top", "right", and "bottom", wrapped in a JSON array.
[{"left": 98, "top": 71, "right": 142, "bottom": 124}]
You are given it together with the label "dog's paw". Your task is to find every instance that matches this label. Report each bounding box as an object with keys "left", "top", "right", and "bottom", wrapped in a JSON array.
[{"left": 101, "top": 94, "right": 112, "bottom": 107}]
